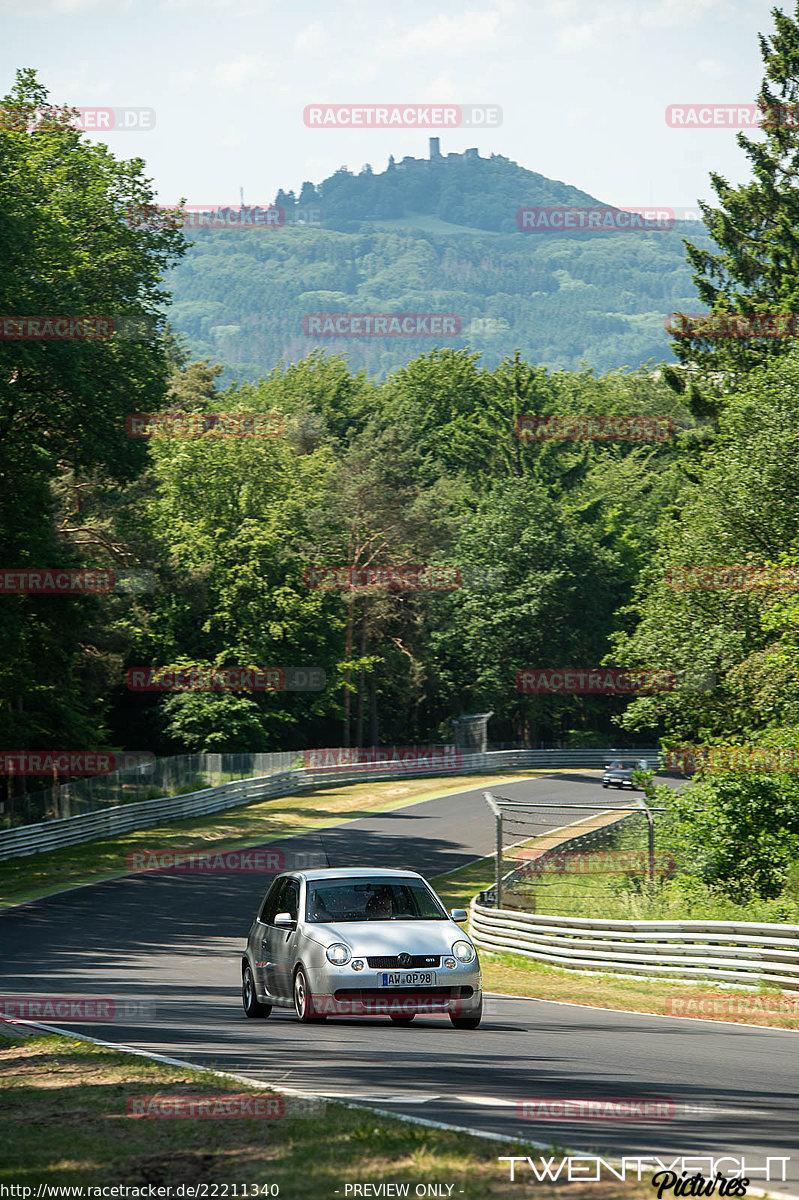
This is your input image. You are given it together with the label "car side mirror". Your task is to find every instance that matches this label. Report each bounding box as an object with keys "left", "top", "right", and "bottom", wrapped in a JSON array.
[
  {"left": 451, "top": 908, "right": 468, "bottom": 923},
  {"left": 273, "top": 912, "right": 295, "bottom": 928}
]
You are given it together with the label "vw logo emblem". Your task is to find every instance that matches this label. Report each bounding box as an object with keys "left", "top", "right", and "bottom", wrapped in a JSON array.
[{"left": 398, "top": 952, "right": 412, "bottom": 968}]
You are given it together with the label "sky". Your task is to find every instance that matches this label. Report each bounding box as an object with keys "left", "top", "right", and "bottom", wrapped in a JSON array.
[{"left": 0, "top": 0, "right": 785, "bottom": 211}]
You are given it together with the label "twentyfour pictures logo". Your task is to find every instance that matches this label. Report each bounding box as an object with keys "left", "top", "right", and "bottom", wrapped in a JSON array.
[
  {"left": 303, "top": 314, "right": 460, "bottom": 337},
  {"left": 303, "top": 104, "right": 501, "bottom": 128}
]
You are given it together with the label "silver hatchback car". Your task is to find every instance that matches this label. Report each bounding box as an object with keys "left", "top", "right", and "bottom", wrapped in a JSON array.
[{"left": 241, "top": 867, "right": 482, "bottom": 1027}]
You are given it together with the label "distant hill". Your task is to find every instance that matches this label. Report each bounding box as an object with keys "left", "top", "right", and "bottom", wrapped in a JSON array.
[{"left": 166, "top": 140, "right": 712, "bottom": 380}]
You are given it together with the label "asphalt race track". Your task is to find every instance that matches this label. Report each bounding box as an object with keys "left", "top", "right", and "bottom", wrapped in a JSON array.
[{"left": 1, "top": 772, "right": 796, "bottom": 1194}]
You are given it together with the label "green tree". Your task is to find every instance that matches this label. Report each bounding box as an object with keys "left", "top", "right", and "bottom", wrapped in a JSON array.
[{"left": 674, "top": 4, "right": 799, "bottom": 390}]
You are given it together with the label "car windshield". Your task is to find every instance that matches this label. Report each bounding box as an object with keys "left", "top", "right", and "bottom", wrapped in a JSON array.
[{"left": 305, "top": 879, "right": 447, "bottom": 923}]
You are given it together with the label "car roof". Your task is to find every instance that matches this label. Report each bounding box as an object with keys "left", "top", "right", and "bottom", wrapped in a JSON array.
[{"left": 294, "top": 867, "right": 425, "bottom": 883}]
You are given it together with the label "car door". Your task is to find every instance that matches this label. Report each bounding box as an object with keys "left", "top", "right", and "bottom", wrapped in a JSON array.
[
  {"left": 251, "top": 877, "right": 285, "bottom": 996},
  {"left": 258, "top": 877, "right": 300, "bottom": 999},
  {"left": 269, "top": 877, "right": 300, "bottom": 999}
]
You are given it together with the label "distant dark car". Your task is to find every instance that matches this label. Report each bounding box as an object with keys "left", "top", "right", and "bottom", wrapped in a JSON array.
[{"left": 602, "top": 759, "right": 649, "bottom": 790}]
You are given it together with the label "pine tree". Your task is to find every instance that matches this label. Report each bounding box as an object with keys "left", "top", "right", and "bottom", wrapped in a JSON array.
[{"left": 673, "top": 4, "right": 799, "bottom": 393}]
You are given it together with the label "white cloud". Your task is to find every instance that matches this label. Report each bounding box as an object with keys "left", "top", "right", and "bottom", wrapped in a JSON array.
[
  {"left": 639, "top": 0, "right": 723, "bottom": 29},
  {"left": 376, "top": 11, "right": 502, "bottom": 58},
  {"left": 697, "top": 57, "right": 729, "bottom": 78},
  {"left": 213, "top": 54, "right": 270, "bottom": 89},
  {"left": 294, "top": 22, "right": 328, "bottom": 54},
  {"left": 167, "top": 69, "right": 198, "bottom": 91},
  {"left": 557, "top": 21, "right": 595, "bottom": 51}
]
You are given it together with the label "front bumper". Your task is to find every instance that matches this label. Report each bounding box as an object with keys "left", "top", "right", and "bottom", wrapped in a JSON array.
[{"left": 305, "top": 962, "right": 482, "bottom": 1017}]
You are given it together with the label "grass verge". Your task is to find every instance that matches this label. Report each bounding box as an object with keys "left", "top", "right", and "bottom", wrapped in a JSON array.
[
  {"left": 0, "top": 772, "right": 536, "bottom": 911},
  {"left": 0, "top": 1030, "right": 659, "bottom": 1199},
  {"left": 430, "top": 860, "right": 799, "bottom": 1032}
]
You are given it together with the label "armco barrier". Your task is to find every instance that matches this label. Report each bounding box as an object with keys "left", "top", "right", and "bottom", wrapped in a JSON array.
[
  {"left": 468, "top": 902, "right": 799, "bottom": 987},
  {"left": 0, "top": 748, "right": 661, "bottom": 861}
]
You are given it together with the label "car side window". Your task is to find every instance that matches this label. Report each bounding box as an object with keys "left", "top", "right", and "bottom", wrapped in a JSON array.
[
  {"left": 259, "top": 877, "right": 286, "bottom": 924},
  {"left": 281, "top": 879, "right": 299, "bottom": 921}
]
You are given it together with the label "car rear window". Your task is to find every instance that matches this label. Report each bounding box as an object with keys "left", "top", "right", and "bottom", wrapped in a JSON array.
[{"left": 305, "top": 879, "right": 447, "bottom": 923}]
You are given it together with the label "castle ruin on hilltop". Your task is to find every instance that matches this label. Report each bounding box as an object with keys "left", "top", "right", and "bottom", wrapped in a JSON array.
[{"left": 393, "top": 137, "right": 480, "bottom": 170}]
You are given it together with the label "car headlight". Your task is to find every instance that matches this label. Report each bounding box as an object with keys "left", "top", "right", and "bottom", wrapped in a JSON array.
[
  {"left": 452, "top": 940, "right": 475, "bottom": 963},
  {"left": 326, "top": 943, "right": 351, "bottom": 965}
]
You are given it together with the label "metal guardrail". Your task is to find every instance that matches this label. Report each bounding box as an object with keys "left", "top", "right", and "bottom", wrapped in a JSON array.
[
  {"left": 469, "top": 903, "right": 799, "bottom": 987},
  {"left": 0, "top": 747, "right": 662, "bottom": 862}
]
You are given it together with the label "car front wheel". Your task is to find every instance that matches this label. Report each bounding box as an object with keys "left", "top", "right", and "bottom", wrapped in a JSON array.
[
  {"left": 450, "top": 998, "right": 482, "bottom": 1029},
  {"left": 242, "top": 963, "right": 272, "bottom": 1018},
  {"left": 294, "top": 966, "right": 326, "bottom": 1022}
]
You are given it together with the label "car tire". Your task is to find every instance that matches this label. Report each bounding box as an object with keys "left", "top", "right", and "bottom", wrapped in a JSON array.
[
  {"left": 242, "top": 962, "right": 272, "bottom": 1019},
  {"left": 450, "top": 998, "right": 482, "bottom": 1029},
  {"left": 390, "top": 1014, "right": 415, "bottom": 1024},
  {"left": 294, "top": 966, "right": 326, "bottom": 1023},
  {"left": 602, "top": 782, "right": 608, "bottom": 788}
]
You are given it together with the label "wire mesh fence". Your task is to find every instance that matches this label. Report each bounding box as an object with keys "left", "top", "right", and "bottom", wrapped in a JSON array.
[
  {"left": 482, "top": 792, "right": 683, "bottom": 920},
  {"left": 0, "top": 752, "right": 301, "bottom": 830}
]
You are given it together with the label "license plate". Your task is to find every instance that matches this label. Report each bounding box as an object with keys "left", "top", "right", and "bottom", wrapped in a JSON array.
[{"left": 378, "top": 971, "right": 436, "bottom": 987}]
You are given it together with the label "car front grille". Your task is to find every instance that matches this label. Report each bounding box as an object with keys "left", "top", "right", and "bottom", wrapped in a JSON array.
[
  {"left": 366, "top": 955, "right": 441, "bottom": 969},
  {"left": 334, "top": 986, "right": 473, "bottom": 1001}
]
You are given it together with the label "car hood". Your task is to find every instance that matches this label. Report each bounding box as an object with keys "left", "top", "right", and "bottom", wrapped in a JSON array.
[{"left": 302, "top": 919, "right": 466, "bottom": 954}]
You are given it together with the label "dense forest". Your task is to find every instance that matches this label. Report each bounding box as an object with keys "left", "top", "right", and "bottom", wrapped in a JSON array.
[
  {"left": 5, "top": 0, "right": 799, "bottom": 903},
  {"left": 167, "top": 152, "right": 712, "bottom": 380}
]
